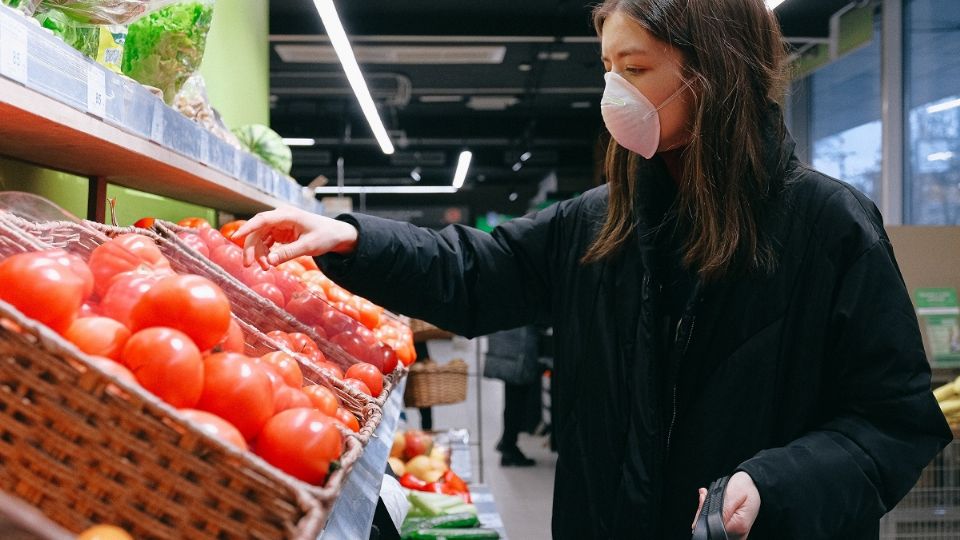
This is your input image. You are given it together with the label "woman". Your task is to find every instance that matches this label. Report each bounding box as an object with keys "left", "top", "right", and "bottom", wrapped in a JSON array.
[{"left": 236, "top": 0, "right": 951, "bottom": 537}]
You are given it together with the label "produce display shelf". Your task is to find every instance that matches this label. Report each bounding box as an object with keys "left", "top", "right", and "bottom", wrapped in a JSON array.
[
  {"left": 470, "top": 485, "right": 509, "bottom": 540},
  {"left": 319, "top": 378, "right": 406, "bottom": 539},
  {"left": 0, "top": 5, "right": 316, "bottom": 216}
]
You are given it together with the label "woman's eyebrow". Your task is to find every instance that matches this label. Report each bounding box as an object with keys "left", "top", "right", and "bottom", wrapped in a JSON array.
[{"left": 600, "top": 47, "right": 650, "bottom": 63}]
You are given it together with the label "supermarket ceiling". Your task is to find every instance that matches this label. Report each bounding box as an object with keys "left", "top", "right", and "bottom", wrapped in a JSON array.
[{"left": 268, "top": 0, "right": 856, "bottom": 208}]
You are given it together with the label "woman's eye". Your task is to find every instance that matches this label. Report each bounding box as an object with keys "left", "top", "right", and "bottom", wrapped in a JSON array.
[{"left": 625, "top": 67, "right": 645, "bottom": 75}]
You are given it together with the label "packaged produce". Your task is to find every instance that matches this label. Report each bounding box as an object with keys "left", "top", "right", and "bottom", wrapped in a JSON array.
[
  {"left": 38, "top": 0, "right": 178, "bottom": 25},
  {"left": 232, "top": 124, "right": 293, "bottom": 174},
  {"left": 34, "top": 5, "right": 128, "bottom": 72},
  {"left": 122, "top": 0, "right": 214, "bottom": 103},
  {"left": 173, "top": 73, "right": 243, "bottom": 148}
]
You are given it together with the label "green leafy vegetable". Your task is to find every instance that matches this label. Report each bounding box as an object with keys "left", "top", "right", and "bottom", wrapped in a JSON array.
[
  {"left": 232, "top": 124, "right": 294, "bottom": 175},
  {"left": 122, "top": 1, "right": 213, "bottom": 103},
  {"left": 35, "top": 7, "right": 100, "bottom": 58}
]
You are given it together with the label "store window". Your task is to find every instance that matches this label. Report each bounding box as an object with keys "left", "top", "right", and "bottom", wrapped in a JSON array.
[
  {"left": 808, "top": 15, "right": 883, "bottom": 203},
  {"left": 905, "top": 0, "right": 960, "bottom": 224}
]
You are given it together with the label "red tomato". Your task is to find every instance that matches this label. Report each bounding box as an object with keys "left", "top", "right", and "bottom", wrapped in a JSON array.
[
  {"left": 220, "top": 318, "right": 246, "bottom": 353},
  {"left": 98, "top": 271, "right": 164, "bottom": 328},
  {"left": 198, "top": 227, "right": 227, "bottom": 251},
  {"left": 260, "top": 351, "right": 303, "bottom": 387},
  {"left": 296, "top": 256, "right": 319, "bottom": 272},
  {"left": 357, "top": 299, "right": 383, "bottom": 330},
  {"left": 319, "top": 308, "right": 356, "bottom": 338},
  {"left": 311, "top": 325, "right": 329, "bottom": 341},
  {"left": 197, "top": 353, "right": 274, "bottom": 440},
  {"left": 64, "top": 317, "right": 131, "bottom": 361},
  {"left": 345, "top": 363, "right": 383, "bottom": 397},
  {"left": 130, "top": 275, "right": 232, "bottom": 351},
  {"left": 335, "top": 302, "right": 361, "bottom": 323},
  {"left": 219, "top": 220, "right": 248, "bottom": 248},
  {"left": 255, "top": 408, "right": 343, "bottom": 484},
  {"left": 286, "top": 333, "right": 323, "bottom": 363},
  {"left": 209, "top": 243, "right": 244, "bottom": 280},
  {"left": 273, "top": 270, "right": 303, "bottom": 304},
  {"left": 372, "top": 344, "right": 399, "bottom": 374},
  {"left": 178, "top": 409, "right": 247, "bottom": 451},
  {"left": 133, "top": 217, "right": 155, "bottom": 228},
  {"left": 331, "top": 332, "right": 368, "bottom": 364},
  {"left": 0, "top": 251, "right": 86, "bottom": 334},
  {"left": 121, "top": 327, "right": 203, "bottom": 408},
  {"left": 273, "top": 385, "right": 313, "bottom": 414},
  {"left": 398, "top": 342, "right": 416, "bottom": 366},
  {"left": 176, "top": 231, "right": 210, "bottom": 259},
  {"left": 334, "top": 407, "right": 360, "bottom": 433},
  {"left": 277, "top": 260, "right": 306, "bottom": 277},
  {"left": 285, "top": 292, "right": 330, "bottom": 326},
  {"left": 46, "top": 249, "right": 94, "bottom": 301},
  {"left": 318, "top": 361, "right": 345, "bottom": 380},
  {"left": 344, "top": 377, "right": 373, "bottom": 397},
  {"left": 251, "top": 283, "right": 284, "bottom": 307},
  {"left": 85, "top": 355, "right": 137, "bottom": 386},
  {"left": 177, "top": 217, "right": 211, "bottom": 229},
  {"left": 88, "top": 234, "right": 171, "bottom": 297},
  {"left": 266, "top": 330, "right": 292, "bottom": 349},
  {"left": 302, "top": 384, "right": 339, "bottom": 417},
  {"left": 79, "top": 302, "right": 98, "bottom": 318},
  {"left": 326, "top": 285, "right": 352, "bottom": 305},
  {"left": 241, "top": 264, "right": 276, "bottom": 289}
]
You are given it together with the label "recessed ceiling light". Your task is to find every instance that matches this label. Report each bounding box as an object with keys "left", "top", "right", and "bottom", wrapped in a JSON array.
[
  {"left": 512, "top": 162, "right": 523, "bottom": 172},
  {"left": 520, "top": 151, "right": 532, "bottom": 162},
  {"left": 571, "top": 101, "right": 591, "bottom": 109},
  {"left": 518, "top": 63, "right": 532, "bottom": 72},
  {"left": 509, "top": 192, "right": 519, "bottom": 202},
  {"left": 282, "top": 138, "right": 316, "bottom": 146},
  {"left": 537, "top": 51, "right": 569, "bottom": 61},
  {"left": 419, "top": 95, "right": 463, "bottom": 103}
]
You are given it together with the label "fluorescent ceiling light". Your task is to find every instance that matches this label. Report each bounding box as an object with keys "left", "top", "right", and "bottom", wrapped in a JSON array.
[
  {"left": 927, "top": 151, "right": 955, "bottom": 162},
  {"left": 453, "top": 151, "right": 472, "bottom": 189},
  {"left": 282, "top": 138, "right": 316, "bottom": 146},
  {"left": 765, "top": 0, "right": 787, "bottom": 8},
  {"left": 312, "top": 0, "right": 394, "bottom": 155},
  {"left": 927, "top": 98, "right": 960, "bottom": 114},
  {"left": 520, "top": 151, "right": 532, "bottom": 162},
  {"left": 419, "top": 95, "right": 463, "bottom": 103},
  {"left": 313, "top": 186, "right": 458, "bottom": 194}
]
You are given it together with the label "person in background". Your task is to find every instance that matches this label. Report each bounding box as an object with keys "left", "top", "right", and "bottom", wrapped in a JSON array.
[
  {"left": 483, "top": 325, "right": 542, "bottom": 467},
  {"left": 234, "top": 0, "right": 952, "bottom": 537}
]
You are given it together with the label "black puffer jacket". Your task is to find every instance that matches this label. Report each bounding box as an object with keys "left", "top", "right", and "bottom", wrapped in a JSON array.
[{"left": 320, "top": 124, "right": 952, "bottom": 539}]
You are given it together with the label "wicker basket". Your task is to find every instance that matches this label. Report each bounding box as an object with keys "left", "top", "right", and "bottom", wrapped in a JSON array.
[
  {"left": 404, "top": 359, "right": 468, "bottom": 407},
  {"left": 409, "top": 319, "right": 455, "bottom": 342},
  {"left": 0, "top": 213, "right": 393, "bottom": 435}
]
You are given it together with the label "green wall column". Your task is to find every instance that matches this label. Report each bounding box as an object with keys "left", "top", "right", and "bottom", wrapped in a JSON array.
[{"left": 200, "top": 0, "right": 270, "bottom": 128}]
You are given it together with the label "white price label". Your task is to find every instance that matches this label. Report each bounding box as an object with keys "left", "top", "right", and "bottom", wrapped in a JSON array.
[
  {"left": 86, "top": 66, "right": 106, "bottom": 118},
  {"left": 0, "top": 15, "right": 28, "bottom": 84}
]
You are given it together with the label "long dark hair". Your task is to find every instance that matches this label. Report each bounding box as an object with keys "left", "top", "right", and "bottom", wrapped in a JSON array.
[{"left": 584, "top": 0, "right": 789, "bottom": 282}]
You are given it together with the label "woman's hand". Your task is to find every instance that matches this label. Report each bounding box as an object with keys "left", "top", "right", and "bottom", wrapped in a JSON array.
[
  {"left": 233, "top": 207, "right": 358, "bottom": 269},
  {"left": 691, "top": 471, "right": 761, "bottom": 539}
]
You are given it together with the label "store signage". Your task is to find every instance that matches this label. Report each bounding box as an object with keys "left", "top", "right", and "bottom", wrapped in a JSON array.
[
  {"left": 0, "top": 13, "right": 27, "bottom": 84},
  {"left": 916, "top": 287, "right": 960, "bottom": 366}
]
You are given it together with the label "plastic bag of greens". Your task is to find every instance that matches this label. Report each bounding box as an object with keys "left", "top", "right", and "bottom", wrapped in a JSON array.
[
  {"left": 34, "top": 6, "right": 100, "bottom": 58},
  {"left": 36, "top": 0, "right": 178, "bottom": 25},
  {"left": 121, "top": 0, "right": 214, "bottom": 104},
  {"left": 33, "top": 5, "right": 127, "bottom": 72},
  {"left": 2, "top": 0, "right": 42, "bottom": 16}
]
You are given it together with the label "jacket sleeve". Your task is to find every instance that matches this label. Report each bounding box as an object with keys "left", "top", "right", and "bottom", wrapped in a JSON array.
[
  {"left": 736, "top": 239, "right": 953, "bottom": 537},
  {"left": 317, "top": 203, "right": 568, "bottom": 338}
]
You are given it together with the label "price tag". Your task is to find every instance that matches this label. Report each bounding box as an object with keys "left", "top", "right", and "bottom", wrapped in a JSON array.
[
  {"left": 86, "top": 65, "right": 106, "bottom": 118},
  {"left": 0, "top": 14, "right": 28, "bottom": 84}
]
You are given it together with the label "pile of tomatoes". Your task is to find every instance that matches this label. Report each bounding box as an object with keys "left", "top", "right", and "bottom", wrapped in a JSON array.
[
  {"left": 0, "top": 233, "right": 387, "bottom": 486},
  {"left": 167, "top": 217, "right": 417, "bottom": 373}
]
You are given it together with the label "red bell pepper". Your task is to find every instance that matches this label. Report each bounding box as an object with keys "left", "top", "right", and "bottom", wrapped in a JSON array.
[
  {"left": 442, "top": 470, "right": 469, "bottom": 494},
  {"left": 399, "top": 473, "right": 427, "bottom": 490}
]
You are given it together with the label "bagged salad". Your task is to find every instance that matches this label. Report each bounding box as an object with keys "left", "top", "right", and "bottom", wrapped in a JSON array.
[{"left": 121, "top": 0, "right": 214, "bottom": 103}]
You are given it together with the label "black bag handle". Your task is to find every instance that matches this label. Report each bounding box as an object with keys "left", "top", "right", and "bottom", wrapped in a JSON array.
[{"left": 692, "top": 476, "right": 730, "bottom": 540}]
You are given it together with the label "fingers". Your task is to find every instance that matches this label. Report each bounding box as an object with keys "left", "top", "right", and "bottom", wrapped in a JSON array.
[
  {"left": 234, "top": 208, "right": 291, "bottom": 239},
  {"left": 267, "top": 238, "right": 314, "bottom": 267},
  {"left": 691, "top": 487, "right": 707, "bottom": 531}
]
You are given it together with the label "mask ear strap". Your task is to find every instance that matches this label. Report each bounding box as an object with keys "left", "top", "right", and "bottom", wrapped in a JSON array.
[{"left": 652, "top": 77, "right": 694, "bottom": 114}]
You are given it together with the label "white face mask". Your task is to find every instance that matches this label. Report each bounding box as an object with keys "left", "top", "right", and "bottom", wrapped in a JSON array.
[{"left": 600, "top": 71, "right": 685, "bottom": 159}]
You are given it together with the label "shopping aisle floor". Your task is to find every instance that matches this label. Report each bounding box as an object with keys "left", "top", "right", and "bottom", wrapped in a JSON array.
[{"left": 403, "top": 337, "right": 556, "bottom": 540}]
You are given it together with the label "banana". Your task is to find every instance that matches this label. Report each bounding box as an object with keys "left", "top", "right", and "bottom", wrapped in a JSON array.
[
  {"left": 935, "top": 381, "right": 957, "bottom": 402},
  {"left": 940, "top": 399, "right": 960, "bottom": 415}
]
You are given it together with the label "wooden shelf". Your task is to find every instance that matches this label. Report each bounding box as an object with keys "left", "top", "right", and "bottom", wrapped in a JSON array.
[{"left": 0, "top": 77, "right": 287, "bottom": 215}]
